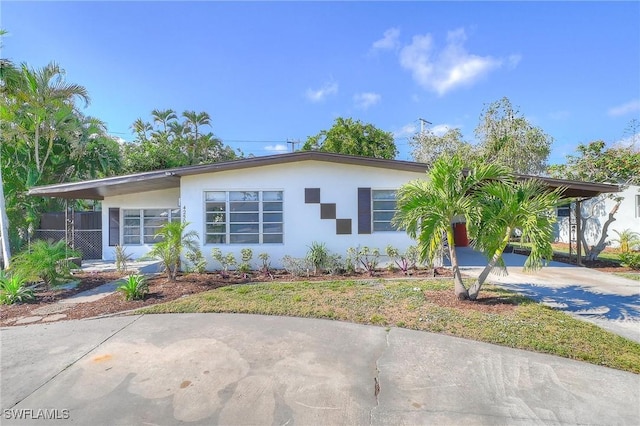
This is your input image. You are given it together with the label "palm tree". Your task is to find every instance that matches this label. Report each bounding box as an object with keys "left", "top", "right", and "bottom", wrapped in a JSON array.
[
  {"left": 147, "top": 221, "right": 199, "bottom": 281},
  {"left": 14, "top": 62, "right": 90, "bottom": 175},
  {"left": 394, "top": 154, "right": 511, "bottom": 300},
  {"left": 182, "top": 110, "right": 211, "bottom": 164},
  {"left": 466, "top": 179, "right": 563, "bottom": 300},
  {"left": 611, "top": 229, "right": 640, "bottom": 253}
]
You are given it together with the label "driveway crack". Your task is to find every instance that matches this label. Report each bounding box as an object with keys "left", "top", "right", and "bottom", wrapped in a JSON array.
[{"left": 370, "top": 327, "right": 390, "bottom": 425}]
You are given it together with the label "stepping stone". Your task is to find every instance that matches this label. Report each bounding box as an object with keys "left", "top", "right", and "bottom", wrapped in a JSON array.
[
  {"left": 15, "top": 316, "right": 43, "bottom": 325},
  {"left": 32, "top": 304, "right": 72, "bottom": 315},
  {"left": 42, "top": 314, "right": 67, "bottom": 322}
]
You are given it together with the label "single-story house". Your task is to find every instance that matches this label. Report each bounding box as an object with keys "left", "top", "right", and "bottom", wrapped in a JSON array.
[{"left": 28, "top": 152, "right": 620, "bottom": 268}]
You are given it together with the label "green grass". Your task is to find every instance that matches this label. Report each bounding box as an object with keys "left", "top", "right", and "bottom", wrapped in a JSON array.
[
  {"left": 516, "top": 242, "right": 622, "bottom": 263},
  {"left": 138, "top": 279, "right": 640, "bottom": 374},
  {"left": 615, "top": 272, "right": 640, "bottom": 281}
]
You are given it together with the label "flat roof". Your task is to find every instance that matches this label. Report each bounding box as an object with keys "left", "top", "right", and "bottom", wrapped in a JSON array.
[{"left": 27, "top": 151, "right": 619, "bottom": 200}]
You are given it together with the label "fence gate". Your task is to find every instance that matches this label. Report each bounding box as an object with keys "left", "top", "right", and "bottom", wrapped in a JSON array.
[{"left": 33, "top": 211, "right": 102, "bottom": 260}]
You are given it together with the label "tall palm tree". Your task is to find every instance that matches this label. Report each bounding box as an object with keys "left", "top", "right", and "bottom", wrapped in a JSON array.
[
  {"left": 466, "top": 179, "right": 563, "bottom": 300},
  {"left": 394, "top": 154, "right": 511, "bottom": 300},
  {"left": 182, "top": 110, "right": 211, "bottom": 164},
  {"left": 151, "top": 109, "right": 177, "bottom": 134},
  {"left": 13, "top": 62, "right": 90, "bottom": 175}
]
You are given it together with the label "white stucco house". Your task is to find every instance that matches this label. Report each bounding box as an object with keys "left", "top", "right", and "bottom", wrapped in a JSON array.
[
  {"left": 28, "top": 152, "right": 620, "bottom": 268},
  {"left": 555, "top": 184, "right": 640, "bottom": 250}
]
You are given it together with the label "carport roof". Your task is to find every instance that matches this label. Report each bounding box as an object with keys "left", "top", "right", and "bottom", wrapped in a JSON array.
[{"left": 27, "top": 151, "right": 619, "bottom": 200}]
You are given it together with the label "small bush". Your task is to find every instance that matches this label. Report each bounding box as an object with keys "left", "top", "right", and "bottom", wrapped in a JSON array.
[
  {"left": 117, "top": 275, "right": 148, "bottom": 301},
  {"left": 211, "top": 248, "right": 236, "bottom": 278},
  {"left": 619, "top": 252, "right": 640, "bottom": 270},
  {"left": 185, "top": 249, "right": 207, "bottom": 274},
  {"left": 258, "top": 252, "right": 271, "bottom": 276},
  {"left": 0, "top": 272, "right": 34, "bottom": 305},
  {"left": 281, "top": 255, "right": 311, "bottom": 277},
  {"left": 114, "top": 245, "right": 132, "bottom": 273},
  {"left": 348, "top": 246, "right": 380, "bottom": 276},
  {"left": 306, "top": 241, "right": 329, "bottom": 274},
  {"left": 386, "top": 245, "right": 419, "bottom": 275},
  {"left": 11, "top": 240, "right": 80, "bottom": 289},
  {"left": 238, "top": 248, "right": 253, "bottom": 274}
]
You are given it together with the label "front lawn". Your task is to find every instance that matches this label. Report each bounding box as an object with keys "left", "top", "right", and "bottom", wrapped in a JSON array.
[{"left": 139, "top": 279, "right": 640, "bottom": 374}]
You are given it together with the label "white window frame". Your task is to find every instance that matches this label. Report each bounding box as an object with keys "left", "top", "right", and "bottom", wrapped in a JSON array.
[
  {"left": 122, "top": 208, "right": 180, "bottom": 245},
  {"left": 636, "top": 194, "right": 640, "bottom": 218},
  {"left": 372, "top": 189, "right": 400, "bottom": 232},
  {"left": 204, "top": 190, "right": 284, "bottom": 244}
]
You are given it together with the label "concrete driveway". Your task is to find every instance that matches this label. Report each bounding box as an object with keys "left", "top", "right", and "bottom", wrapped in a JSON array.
[
  {"left": 1, "top": 314, "right": 639, "bottom": 425},
  {"left": 456, "top": 247, "right": 640, "bottom": 343}
]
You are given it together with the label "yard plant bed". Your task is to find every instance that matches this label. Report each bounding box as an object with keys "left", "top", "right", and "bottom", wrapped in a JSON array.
[{"left": 0, "top": 267, "right": 450, "bottom": 327}]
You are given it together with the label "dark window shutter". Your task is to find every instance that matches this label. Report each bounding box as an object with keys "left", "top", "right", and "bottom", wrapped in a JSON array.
[
  {"left": 358, "top": 188, "right": 371, "bottom": 234},
  {"left": 305, "top": 188, "right": 320, "bottom": 203},
  {"left": 108, "top": 208, "right": 120, "bottom": 246}
]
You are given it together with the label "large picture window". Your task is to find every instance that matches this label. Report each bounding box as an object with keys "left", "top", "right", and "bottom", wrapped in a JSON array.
[
  {"left": 122, "top": 208, "right": 180, "bottom": 245},
  {"left": 372, "top": 190, "right": 398, "bottom": 232},
  {"left": 205, "top": 190, "right": 283, "bottom": 244}
]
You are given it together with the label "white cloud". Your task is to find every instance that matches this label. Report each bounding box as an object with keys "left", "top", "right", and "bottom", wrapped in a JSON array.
[
  {"left": 430, "top": 123, "right": 454, "bottom": 136},
  {"left": 393, "top": 123, "right": 418, "bottom": 138},
  {"left": 372, "top": 28, "right": 400, "bottom": 50},
  {"left": 264, "top": 144, "right": 288, "bottom": 152},
  {"left": 353, "top": 92, "right": 381, "bottom": 109},
  {"left": 399, "top": 28, "right": 510, "bottom": 96},
  {"left": 608, "top": 99, "right": 640, "bottom": 117},
  {"left": 305, "top": 81, "right": 338, "bottom": 103}
]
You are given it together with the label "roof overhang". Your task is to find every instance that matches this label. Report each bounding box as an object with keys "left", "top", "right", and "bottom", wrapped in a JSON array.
[{"left": 27, "top": 152, "right": 620, "bottom": 200}]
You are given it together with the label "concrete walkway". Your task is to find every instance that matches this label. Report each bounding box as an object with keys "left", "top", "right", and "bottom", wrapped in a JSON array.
[
  {"left": 455, "top": 247, "right": 640, "bottom": 343},
  {"left": 1, "top": 314, "right": 639, "bottom": 425}
]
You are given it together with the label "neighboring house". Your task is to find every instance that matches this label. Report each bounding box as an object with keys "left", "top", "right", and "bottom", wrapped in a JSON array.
[
  {"left": 556, "top": 184, "right": 640, "bottom": 249},
  {"left": 28, "top": 152, "right": 619, "bottom": 268}
]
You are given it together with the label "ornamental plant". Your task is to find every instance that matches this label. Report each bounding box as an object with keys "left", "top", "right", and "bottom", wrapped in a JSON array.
[
  {"left": 117, "top": 274, "right": 148, "bottom": 301},
  {"left": 0, "top": 271, "right": 34, "bottom": 305}
]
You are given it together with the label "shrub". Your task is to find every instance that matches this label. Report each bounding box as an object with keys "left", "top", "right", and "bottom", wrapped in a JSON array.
[
  {"left": 348, "top": 246, "right": 380, "bottom": 276},
  {"left": 238, "top": 248, "right": 253, "bottom": 274},
  {"left": 325, "top": 253, "right": 345, "bottom": 275},
  {"left": 211, "top": 248, "right": 236, "bottom": 278},
  {"left": 11, "top": 240, "right": 80, "bottom": 289},
  {"left": 114, "top": 245, "right": 132, "bottom": 273},
  {"left": 185, "top": 248, "right": 207, "bottom": 274},
  {"left": 306, "top": 241, "right": 329, "bottom": 274},
  {"left": 0, "top": 272, "right": 34, "bottom": 305},
  {"left": 117, "top": 274, "right": 148, "bottom": 301},
  {"left": 147, "top": 222, "right": 200, "bottom": 281},
  {"left": 612, "top": 229, "right": 640, "bottom": 253},
  {"left": 281, "top": 255, "right": 311, "bottom": 277},
  {"left": 386, "top": 245, "right": 419, "bottom": 275},
  {"left": 258, "top": 252, "right": 271, "bottom": 276},
  {"left": 619, "top": 252, "right": 640, "bottom": 270}
]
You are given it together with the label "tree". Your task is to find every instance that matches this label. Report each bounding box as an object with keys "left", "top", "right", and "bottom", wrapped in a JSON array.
[
  {"left": 147, "top": 221, "right": 199, "bottom": 281},
  {"left": 466, "top": 179, "right": 563, "bottom": 300},
  {"left": 302, "top": 117, "right": 397, "bottom": 159},
  {"left": 393, "top": 154, "right": 511, "bottom": 300},
  {"left": 548, "top": 138, "right": 640, "bottom": 260},
  {"left": 123, "top": 110, "right": 239, "bottom": 173},
  {"left": 411, "top": 127, "right": 475, "bottom": 168},
  {"left": 475, "top": 97, "right": 552, "bottom": 174}
]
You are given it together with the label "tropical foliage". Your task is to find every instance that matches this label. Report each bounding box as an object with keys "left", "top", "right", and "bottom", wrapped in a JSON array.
[
  {"left": 123, "top": 109, "right": 239, "bottom": 173},
  {"left": 466, "top": 179, "right": 563, "bottom": 299},
  {"left": 117, "top": 274, "right": 148, "bottom": 301},
  {"left": 10, "top": 240, "right": 80, "bottom": 289},
  {"left": 0, "top": 271, "right": 34, "bottom": 305},
  {"left": 302, "top": 117, "right": 397, "bottom": 159},
  {"left": 147, "top": 221, "right": 199, "bottom": 281},
  {"left": 394, "top": 154, "right": 512, "bottom": 299}
]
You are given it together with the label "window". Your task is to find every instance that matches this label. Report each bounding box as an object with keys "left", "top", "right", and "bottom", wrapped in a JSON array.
[
  {"left": 372, "top": 190, "right": 398, "bottom": 232},
  {"left": 122, "top": 208, "right": 180, "bottom": 245},
  {"left": 557, "top": 205, "right": 571, "bottom": 217},
  {"left": 205, "top": 190, "right": 283, "bottom": 244},
  {"left": 636, "top": 195, "right": 640, "bottom": 218}
]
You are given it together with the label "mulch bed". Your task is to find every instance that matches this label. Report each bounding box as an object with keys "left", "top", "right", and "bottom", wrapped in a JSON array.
[{"left": 0, "top": 267, "right": 452, "bottom": 327}]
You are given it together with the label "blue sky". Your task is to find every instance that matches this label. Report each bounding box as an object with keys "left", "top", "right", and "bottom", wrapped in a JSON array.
[{"left": 3, "top": 1, "right": 639, "bottom": 165}]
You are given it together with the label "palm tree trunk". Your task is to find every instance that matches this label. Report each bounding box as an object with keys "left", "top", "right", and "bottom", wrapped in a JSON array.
[
  {"left": 447, "top": 230, "right": 468, "bottom": 300},
  {"left": 0, "top": 160, "right": 11, "bottom": 269},
  {"left": 468, "top": 229, "right": 511, "bottom": 301}
]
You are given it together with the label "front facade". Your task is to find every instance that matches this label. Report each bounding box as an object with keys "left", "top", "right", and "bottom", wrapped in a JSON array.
[
  {"left": 100, "top": 156, "right": 426, "bottom": 268},
  {"left": 29, "top": 152, "right": 620, "bottom": 268}
]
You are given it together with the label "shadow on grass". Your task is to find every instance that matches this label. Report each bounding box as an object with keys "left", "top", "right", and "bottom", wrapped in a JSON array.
[{"left": 498, "top": 283, "right": 640, "bottom": 321}]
